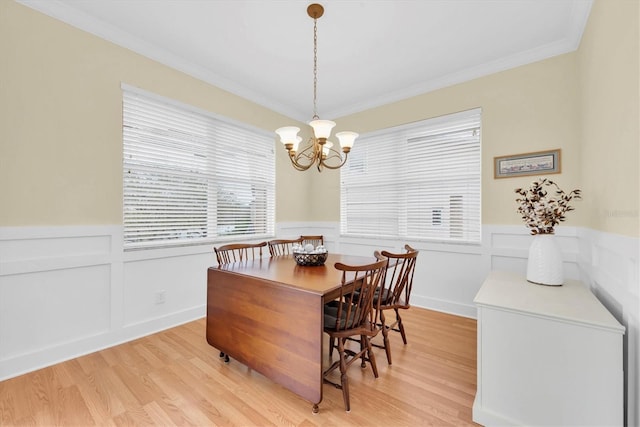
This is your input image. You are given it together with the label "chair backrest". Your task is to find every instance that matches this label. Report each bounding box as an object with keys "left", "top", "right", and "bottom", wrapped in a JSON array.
[
  {"left": 214, "top": 242, "right": 267, "bottom": 264},
  {"left": 379, "top": 244, "right": 419, "bottom": 309},
  {"left": 267, "top": 237, "right": 304, "bottom": 256},
  {"left": 300, "top": 235, "right": 324, "bottom": 248},
  {"left": 329, "top": 252, "right": 388, "bottom": 333}
]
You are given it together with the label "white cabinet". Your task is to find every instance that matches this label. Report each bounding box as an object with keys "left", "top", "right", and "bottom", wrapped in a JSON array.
[{"left": 473, "top": 271, "right": 625, "bottom": 426}]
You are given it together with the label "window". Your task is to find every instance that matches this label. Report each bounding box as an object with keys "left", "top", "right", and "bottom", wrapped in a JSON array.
[
  {"left": 340, "top": 108, "right": 481, "bottom": 244},
  {"left": 122, "top": 85, "right": 275, "bottom": 249}
]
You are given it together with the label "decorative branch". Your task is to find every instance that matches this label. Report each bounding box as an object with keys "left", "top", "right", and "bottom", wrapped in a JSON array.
[{"left": 515, "top": 178, "right": 581, "bottom": 235}]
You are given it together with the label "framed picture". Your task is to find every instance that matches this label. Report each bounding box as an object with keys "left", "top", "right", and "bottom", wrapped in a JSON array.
[{"left": 494, "top": 149, "right": 561, "bottom": 179}]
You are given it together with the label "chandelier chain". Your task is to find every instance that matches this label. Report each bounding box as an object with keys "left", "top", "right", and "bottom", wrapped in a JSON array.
[{"left": 312, "top": 17, "right": 319, "bottom": 120}]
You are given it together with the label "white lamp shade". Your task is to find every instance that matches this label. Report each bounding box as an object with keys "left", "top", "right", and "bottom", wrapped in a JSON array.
[
  {"left": 292, "top": 136, "right": 302, "bottom": 152},
  {"left": 309, "top": 119, "right": 336, "bottom": 139},
  {"left": 322, "top": 141, "right": 333, "bottom": 156},
  {"left": 335, "top": 131, "right": 358, "bottom": 149},
  {"left": 275, "top": 126, "right": 300, "bottom": 145}
]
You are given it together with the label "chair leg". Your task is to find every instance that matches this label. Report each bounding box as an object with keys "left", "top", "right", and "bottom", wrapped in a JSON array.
[
  {"left": 395, "top": 308, "right": 408, "bottom": 344},
  {"left": 364, "top": 336, "right": 379, "bottom": 378},
  {"left": 360, "top": 336, "right": 367, "bottom": 368},
  {"left": 379, "top": 311, "right": 393, "bottom": 365},
  {"left": 337, "top": 338, "right": 351, "bottom": 412},
  {"left": 329, "top": 337, "right": 335, "bottom": 357},
  {"left": 381, "top": 322, "right": 393, "bottom": 365}
]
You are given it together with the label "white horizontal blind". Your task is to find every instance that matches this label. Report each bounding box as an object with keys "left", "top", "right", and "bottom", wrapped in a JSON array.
[
  {"left": 123, "top": 87, "right": 275, "bottom": 249},
  {"left": 340, "top": 109, "right": 481, "bottom": 243}
]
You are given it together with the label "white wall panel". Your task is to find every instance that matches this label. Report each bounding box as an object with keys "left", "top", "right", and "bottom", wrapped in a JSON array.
[
  {"left": 0, "top": 265, "right": 110, "bottom": 359},
  {"left": 123, "top": 253, "right": 212, "bottom": 327},
  {"left": 578, "top": 227, "right": 639, "bottom": 427},
  {"left": 416, "top": 250, "right": 486, "bottom": 318},
  {"left": 0, "top": 226, "right": 120, "bottom": 380},
  {"left": 0, "top": 226, "right": 209, "bottom": 381},
  {"left": 0, "top": 223, "right": 637, "bottom": 426}
]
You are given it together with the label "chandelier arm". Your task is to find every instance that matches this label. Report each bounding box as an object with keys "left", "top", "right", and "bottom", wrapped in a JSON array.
[
  {"left": 289, "top": 157, "right": 314, "bottom": 171},
  {"left": 319, "top": 152, "right": 349, "bottom": 170},
  {"left": 324, "top": 146, "right": 346, "bottom": 160},
  {"left": 288, "top": 142, "right": 318, "bottom": 171},
  {"left": 298, "top": 142, "right": 319, "bottom": 161},
  {"left": 289, "top": 152, "right": 314, "bottom": 171},
  {"left": 318, "top": 146, "right": 349, "bottom": 169}
]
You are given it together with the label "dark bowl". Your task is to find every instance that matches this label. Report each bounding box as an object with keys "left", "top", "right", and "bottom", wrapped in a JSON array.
[{"left": 293, "top": 251, "right": 328, "bottom": 266}]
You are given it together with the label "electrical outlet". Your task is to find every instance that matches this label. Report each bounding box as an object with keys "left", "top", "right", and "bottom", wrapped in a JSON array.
[{"left": 155, "top": 290, "right": 166, "bottom": 304}]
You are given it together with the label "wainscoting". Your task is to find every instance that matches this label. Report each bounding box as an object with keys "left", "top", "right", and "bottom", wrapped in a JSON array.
[
  {"left": 1, "top": 223, "right": 637, "bottom": 425},
  {"left": 0, "top": 226, "right": 212, "bottom": 381}
]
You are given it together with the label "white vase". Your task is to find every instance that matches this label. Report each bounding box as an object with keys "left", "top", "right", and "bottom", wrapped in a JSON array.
[{"left": 526, "top": 234, "right": 563, "bottom": 286}]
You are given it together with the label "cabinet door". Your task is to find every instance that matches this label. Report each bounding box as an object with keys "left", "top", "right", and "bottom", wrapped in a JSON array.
[{"left": 477, "top": 307, "right": 623, "bottom": 426}]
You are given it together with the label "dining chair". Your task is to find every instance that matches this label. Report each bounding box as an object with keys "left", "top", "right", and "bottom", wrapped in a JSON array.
[
  {"left": 300, "top": 235, "right": 324, "bottom": 248},
  {"left": 213, "top": 241, "right": 267, "bottom": 362},
  {"left": 267, "top": 237, "right": 304, "bottom": 256},
  {"left": 214, "top": 241, "right": 267, "bottom": 264},
  {"left": 323, "top": 252, "right": 388, "bottom": 412},
  {"left": 377, "top": 244, "right": 419, "bottom": 365}
]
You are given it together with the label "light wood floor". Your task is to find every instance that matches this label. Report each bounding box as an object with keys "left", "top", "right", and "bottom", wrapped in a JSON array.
[{"left": 0, "top": 307, "right": 479, "bottom": 426}]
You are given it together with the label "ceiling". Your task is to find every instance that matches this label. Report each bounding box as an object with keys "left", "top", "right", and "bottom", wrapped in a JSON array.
[{"left": 19, "top": 0, "right": 593, "bottom": 122}]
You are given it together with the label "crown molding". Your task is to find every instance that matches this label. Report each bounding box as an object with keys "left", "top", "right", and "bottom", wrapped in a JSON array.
[{"left": 18, "top": 0, "right": 594, "bottom": 123}]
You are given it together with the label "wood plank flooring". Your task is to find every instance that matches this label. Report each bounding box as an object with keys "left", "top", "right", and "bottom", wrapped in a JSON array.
[{"left": 0, "top": 307, "right": 479, "bottom": 426}]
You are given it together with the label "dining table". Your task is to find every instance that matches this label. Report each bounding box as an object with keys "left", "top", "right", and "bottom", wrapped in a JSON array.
[{"left": 206, "top": 252, "right": 378, "bottom": 413}]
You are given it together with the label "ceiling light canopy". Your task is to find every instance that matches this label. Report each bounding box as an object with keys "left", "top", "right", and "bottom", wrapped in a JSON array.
[{"left": 275, "top": 3, "right": 358, "bottom": 172}]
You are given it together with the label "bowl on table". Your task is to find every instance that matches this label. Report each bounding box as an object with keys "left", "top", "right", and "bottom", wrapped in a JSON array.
[{"left": 293, "top": 250, "right": 328, "bottom": 266}]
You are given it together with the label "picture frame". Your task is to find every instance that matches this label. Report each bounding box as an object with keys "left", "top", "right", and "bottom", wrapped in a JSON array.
[{"left": 494, "top": 149, "right": 561, "bottom": 179}]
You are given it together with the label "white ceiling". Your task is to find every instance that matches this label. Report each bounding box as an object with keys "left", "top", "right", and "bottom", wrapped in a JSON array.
[{"left": 20, "top": 0, "right": 593, "bottom": 122}]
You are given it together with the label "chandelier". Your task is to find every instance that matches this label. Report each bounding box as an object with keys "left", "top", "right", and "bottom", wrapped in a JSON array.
[{"left": 275, "top": 3, "right": 358, "bottom": 172}]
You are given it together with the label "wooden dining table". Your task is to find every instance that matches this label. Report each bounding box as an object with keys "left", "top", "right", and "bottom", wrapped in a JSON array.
[{"left": 206, "top": 253, "right": 378, "bottom": 413}]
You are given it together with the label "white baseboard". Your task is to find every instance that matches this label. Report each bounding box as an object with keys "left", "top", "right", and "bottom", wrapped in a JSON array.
[
  {"left": 1, "top": 306, "right": 204, "bottom": 381},
  {"left": 415, "top": 295, "right": 477, "bottom": 319}
]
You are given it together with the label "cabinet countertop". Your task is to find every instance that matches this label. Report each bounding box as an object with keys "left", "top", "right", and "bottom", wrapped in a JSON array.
[{"left": 474, "top": 270, "right": 625, "bottom": 333}]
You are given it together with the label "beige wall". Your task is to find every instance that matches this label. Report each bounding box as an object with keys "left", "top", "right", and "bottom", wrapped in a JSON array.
[
  {"left": 313, "top": 0, "right": 639, "bottom": 239},
  {"left": 275, "top": 127, "right": 317, "bottom": 222},
  {"left": 0, "top": 0, "right": 307, "bottom": 226},
  {"left": 578, "top": 0, "right": 639, "bottom": 237},
  {"left": 2, "top": 1, "right": 637, "bottom": 238},
  {"left": 322, "top": 53, "right": 584, "bottom": 228}
]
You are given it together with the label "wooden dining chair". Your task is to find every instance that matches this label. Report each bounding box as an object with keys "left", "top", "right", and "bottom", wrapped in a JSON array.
[
  {"left": 377, "top": 244, "right": 419, "bottom": 365},
  {"left": 213, "top": 241, "right": 267, "bottom": 362},
  {"left": 267, "top": 237, "right": 303, "bottom": 256},
  {"left": 323, "top": 252, "right": 388, "bottom": 412},
  {"left": 214, "top": 241, "right": 267, "bottom": 265},
  {"left": 300, "top": 235, "right": 324, "bottom": 248}
]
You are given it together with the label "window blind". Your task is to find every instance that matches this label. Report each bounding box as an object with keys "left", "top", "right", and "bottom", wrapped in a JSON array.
[
  {"left": 122, "top": 86, "right": 275, "bottom": 249},
  {"left": 340, "top": 108, "right": 481, "bottom": 244}
]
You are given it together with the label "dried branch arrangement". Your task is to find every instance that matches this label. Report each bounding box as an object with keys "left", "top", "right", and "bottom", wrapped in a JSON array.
[{"left": 515, "top": 178, "right": 581, "bottom": 235}]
